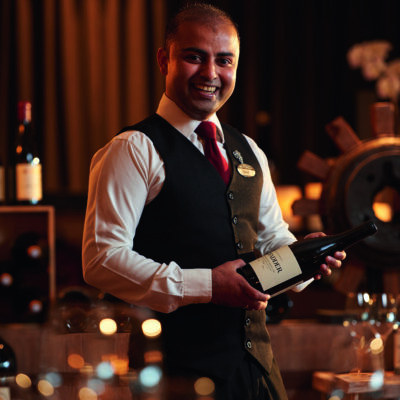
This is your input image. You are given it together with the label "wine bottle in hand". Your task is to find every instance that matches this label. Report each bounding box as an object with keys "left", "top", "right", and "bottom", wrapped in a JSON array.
[{"left": 237, "top": 220, "right": 378, "bottom": 297}]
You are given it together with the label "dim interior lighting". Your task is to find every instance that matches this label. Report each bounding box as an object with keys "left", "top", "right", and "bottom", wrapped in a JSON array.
[
  {"left": 16, "top": 373, "right": 32, "bottom": 389},
  {"left": 99, "top": 318, "right": 117, "bottom": 335},
  {"left": 0, "top": 273, "right": 13, "bottom": 286},
  {"left": 142, "top": 318, "right": 162, "bottom": 338},
  {"left": 96, "top": 361, "right": 114, "bottom": 380},
  {"left": 32, "top": 157, "right": 40, "bottom": 166},
  {"left": 37, "top": 379, "right": 54, "bottom": 397},
  {"left": 275, "top": 185, "right": 303, "bottom": 232},
  {"left": 373, "top": 186, "right": 399, "bottom": 223},
  {"left": 139, "top": 365, "right": 162, "bottom": 388},
  {"left": 305, "top": 182, "right": 323, "bottom": 231},
  {"left": 369, "top": 370, "right": 384, "bottom": 391},
  {"left": 68, "top": 353, "right": 85, "bottom": 369},
  {"left": 194, "top": 377, "right": 215, "bottom": 396},
  {"left": 79, "top": 387, "right": 98, "bottom": 400}
]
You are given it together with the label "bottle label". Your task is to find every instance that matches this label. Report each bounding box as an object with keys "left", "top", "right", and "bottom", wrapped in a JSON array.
[
  {"left": 16, "top": 163, "right": 42, "bottom": 202},
  {"left": 249, "top": 246, "right": 302, "bottom": 292},
  {"left": 0, "top": 166, "right": 5, "bottom": 202}
]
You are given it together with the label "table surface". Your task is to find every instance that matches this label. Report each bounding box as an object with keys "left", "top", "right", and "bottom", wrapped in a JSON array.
[{"left": 313, "top": 371, "right": 400, "bottom": 398}]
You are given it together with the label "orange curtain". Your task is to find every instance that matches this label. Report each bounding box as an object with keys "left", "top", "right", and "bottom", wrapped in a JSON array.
[{"left": 0, "top": 0, "right": 166, "bottom": 197}]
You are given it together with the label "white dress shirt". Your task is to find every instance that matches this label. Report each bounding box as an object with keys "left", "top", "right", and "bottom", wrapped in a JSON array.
[{"left": 82, "top": 95, "right": 302, "bottom": 313}]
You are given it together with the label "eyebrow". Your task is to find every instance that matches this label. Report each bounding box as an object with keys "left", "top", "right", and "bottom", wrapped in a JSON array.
[{"left": 181, "top": 47, "right": 236, "bottom": 57}]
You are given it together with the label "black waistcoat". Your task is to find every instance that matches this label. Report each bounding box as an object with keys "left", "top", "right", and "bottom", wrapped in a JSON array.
[{"left": 120, "top": 114, "right": 274, "bottom": 379}]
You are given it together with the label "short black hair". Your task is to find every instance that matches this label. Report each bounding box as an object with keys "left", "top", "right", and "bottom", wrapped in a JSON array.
[{"left": 164, "top": 3, "right": 240, "bottom": 54}]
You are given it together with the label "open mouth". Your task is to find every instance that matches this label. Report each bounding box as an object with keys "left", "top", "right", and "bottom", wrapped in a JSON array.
[{"left": 193, "top": 84, "right": 218, "bottom": 96}]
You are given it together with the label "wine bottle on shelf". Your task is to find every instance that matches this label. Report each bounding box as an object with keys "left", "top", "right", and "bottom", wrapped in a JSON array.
[
  {"left": 237, "top": 220, "right": 378, "bottom": 297},
  {"left": 0, "top": 336, "right": 17, "bottom": 400},
  {"left": 14, "top": 101, "right": 42, "bottom": 205}
]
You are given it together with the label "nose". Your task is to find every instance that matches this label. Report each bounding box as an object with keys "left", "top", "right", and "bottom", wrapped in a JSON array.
[{"left": 200, "top": 59, "right": 217, "bottom": 80}]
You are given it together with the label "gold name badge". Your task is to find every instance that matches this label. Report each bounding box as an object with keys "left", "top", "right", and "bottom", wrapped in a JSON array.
[{"left": 237, "top": 164, "right": 256, "bottom": 178}]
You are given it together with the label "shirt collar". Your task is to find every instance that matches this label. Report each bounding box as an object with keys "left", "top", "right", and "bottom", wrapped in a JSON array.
[{"left": 156, "top": 94, "right": 225, "bottom": 143}]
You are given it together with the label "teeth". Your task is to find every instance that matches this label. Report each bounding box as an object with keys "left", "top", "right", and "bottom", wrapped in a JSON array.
[{"left": 195, "top": 85, "right": 217, "bottom": 93}]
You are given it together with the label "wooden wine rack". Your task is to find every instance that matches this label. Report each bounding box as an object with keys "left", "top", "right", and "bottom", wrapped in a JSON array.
[{"left": 0, "top": 205, "right": 56, "bottom": 322}]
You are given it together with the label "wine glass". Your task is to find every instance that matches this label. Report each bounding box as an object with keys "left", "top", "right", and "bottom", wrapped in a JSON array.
[
  {"left": 367, "top": 293, "right": 397, "bottom": 341},
  {"left": 366, "top": 293, "right": 398, "bottom": 372},
  {"left": 343, "top": 292, "right": 373, "bottom": 374}
]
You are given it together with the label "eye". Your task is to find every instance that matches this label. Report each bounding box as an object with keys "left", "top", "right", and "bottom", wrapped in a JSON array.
[
  {"left": 184, "top": 54, "right": 203, "bottom": 63},
  {"left": 217, "top": 57, "right": 234, "bottom": 67}
]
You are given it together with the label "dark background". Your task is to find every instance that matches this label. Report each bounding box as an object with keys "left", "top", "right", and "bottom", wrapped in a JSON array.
[{"left": 1, "top": 0, "right": 400, "bottom": 316}]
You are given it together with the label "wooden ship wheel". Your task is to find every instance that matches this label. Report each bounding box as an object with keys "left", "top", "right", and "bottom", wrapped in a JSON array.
[{"left": 292, "top": 102, "right": 400, "bottom": 295}]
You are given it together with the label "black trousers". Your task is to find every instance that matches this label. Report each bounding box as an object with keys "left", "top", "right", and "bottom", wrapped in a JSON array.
[{"left": 160, "top": 354, "right": 288, "bottom": 400}]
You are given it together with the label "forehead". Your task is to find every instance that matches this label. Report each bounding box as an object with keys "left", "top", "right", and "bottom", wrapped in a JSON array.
[{"left": 171, "top": 20, "right": 240, "bottom": 55}]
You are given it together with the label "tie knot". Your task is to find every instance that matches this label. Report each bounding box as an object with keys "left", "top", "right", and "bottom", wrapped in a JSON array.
[{"left": 195, "top": 121, "right": 217, "bottom": 140}]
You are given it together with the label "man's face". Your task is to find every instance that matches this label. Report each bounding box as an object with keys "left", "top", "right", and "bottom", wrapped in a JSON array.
[{"left": 157, "top": 20, "right": 239, "bottom": 121}]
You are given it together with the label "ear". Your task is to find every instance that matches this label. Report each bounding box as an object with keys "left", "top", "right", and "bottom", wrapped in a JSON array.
[{"left": 157, "top": 48, "right": 168, "bottom": 76}]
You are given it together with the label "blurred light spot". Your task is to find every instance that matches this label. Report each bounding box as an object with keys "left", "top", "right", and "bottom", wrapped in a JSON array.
[
  {"left": 369, "top": 370, "right": 384, "bottom": 391},
  {"left": 99, "top": 318, "right": 117, "bottom": 335},
  {"left": 29, "top": 300, "right": 43, "bottom": 314},
  {"left": 0, "top": 273, "right": 13, "bottom": 286},
  {"left": 96, "top": 361, "right": 114, "bottom": 380},
  {"left": 79, "top": 387, "right": 98, "bottom": 400},
  {"left": 194, "top": 377, "right": 215, "bottom": 396},
  {"left": 255, "top": 110, "right": 271, "bottom": 126},
  {"left": 329, "top": 389, "right": 344, "bottom": 400},
  {"left": 87, "top": 378, "right": 105, "bottom": 395},
  {"left": 16, "top": 373, "right": 32, "bottom": 389},
  {"left": 139, "top": 365, "right": 162, "bottom": 388},
  {"left": 81, "top": 364, "right": 94, "bottom": 375},
  {"left": 68, "top": 353, "right": 85, "bottom": 369},
  {"left": 37, "top": 379, "right": 54, "bottom": 396},
  {"left": 370, "top": 338, "right": 384, "bottom": 355},
  {"left": 110, "top": 357, "right": 129, "bottom": 375},
  {"left": 27, "top": 245, "right": 42, "bottom": 259},
  {"left": 142, "top": 319, "right": 162, "bottom": 338},
  {"left": 45, "top": 372, "right": 62, "bottom": 387},
  {"left": 144, "top": 350, "right": 163, "bottom": 364}
]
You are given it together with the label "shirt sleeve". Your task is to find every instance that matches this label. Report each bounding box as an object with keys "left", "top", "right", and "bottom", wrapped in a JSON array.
[{"left": 82, "top": 131, "right": 212, "bottom": 313}]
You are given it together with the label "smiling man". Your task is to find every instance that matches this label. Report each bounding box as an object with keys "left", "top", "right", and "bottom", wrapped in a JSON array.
[{"left": 82, "top": 3, "right": 344, "bottom": 400}]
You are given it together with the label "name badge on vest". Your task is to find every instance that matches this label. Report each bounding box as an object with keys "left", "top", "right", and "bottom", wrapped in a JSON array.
[{"left": 233, "top": 150, "right": 256, "bottom": 178}]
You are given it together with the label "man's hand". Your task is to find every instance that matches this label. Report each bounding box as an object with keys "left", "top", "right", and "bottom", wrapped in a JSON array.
[
  {"left": 304, "top": 232, "right": 347, "bottom": 279},
  {"left": 211, "top": 259, "right": 270, "bottom": 310}
]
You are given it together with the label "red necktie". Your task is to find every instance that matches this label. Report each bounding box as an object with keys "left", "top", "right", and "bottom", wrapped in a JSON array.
[{"left": 195, "top": 121, "right": 230, "bottom": 185}]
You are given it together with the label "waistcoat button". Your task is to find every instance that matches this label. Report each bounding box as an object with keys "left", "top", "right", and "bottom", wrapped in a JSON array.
[
  {"left": 246, "top": 339, "right": 252, "bottom": 349},
  {"left": 245, "top": 317, "right": 251, "bottom": 326},
  {"left": 227, "top": 192, "right": 234, "bottom": 200},
  {"left": 236, "top": 241, "right": 243, "bottom": 249},
  {"left": 232, "top": 216, "right": 238, "bottom": 224}
]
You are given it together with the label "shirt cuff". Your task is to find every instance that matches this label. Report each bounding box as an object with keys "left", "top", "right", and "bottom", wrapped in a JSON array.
[
  {"left": 292, "top": 277, "right": 314, "bottom": 292},
  {"left": 181, "top": 268, "right": 212, "bottom": 305}
]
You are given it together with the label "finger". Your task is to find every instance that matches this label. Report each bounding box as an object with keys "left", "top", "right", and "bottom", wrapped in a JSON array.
[
  {"left": 319, "top": 263, "right": 331, "bottom": 276},
  {"left": 325, "top": 256, "right": 342, "bottom": 268}
]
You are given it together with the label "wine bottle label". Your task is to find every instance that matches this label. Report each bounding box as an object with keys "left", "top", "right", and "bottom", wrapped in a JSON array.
[
  {"left": 0, "top": 166, "right": 4, "bottom": 202},
  {"left": 16, "top": 163, "right": 42, "bottom": 201},
  {"left": 249, "top": 246, "right": 302, "bottom": 292},
  {"left": 0, "top": 387, "right": 11, "bottom": 400}
]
